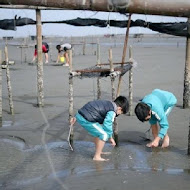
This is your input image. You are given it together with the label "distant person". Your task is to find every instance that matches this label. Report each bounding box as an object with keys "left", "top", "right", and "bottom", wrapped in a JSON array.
[
  {"left": 135, "top": 89, "right": 177, "bottom": 148},
  {"left": 70, "top": 96, "right": 129, "bottom": 161},
  {"left": 32, "top": 42, "right": 49, "bottom": 64},
  {"left": 56, "top": 43, "right": 72, "bottom": 66}
]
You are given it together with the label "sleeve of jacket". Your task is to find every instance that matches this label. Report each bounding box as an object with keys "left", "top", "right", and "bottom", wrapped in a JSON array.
[{"left": 103, "top": 111, "right": 116, "bottom": 139}]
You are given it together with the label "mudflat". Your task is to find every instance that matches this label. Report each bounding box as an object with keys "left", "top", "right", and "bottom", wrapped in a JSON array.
[{"left": 0, "top": 34, "right": 190, "bottom": 190}]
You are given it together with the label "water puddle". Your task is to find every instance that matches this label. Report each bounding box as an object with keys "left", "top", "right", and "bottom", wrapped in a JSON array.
[{"left": 0, "top": 140, "right": 190, "bottom": 190}]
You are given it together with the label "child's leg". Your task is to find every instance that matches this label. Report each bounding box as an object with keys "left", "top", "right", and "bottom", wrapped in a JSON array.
[
  {"left": 93, "top": 137, "right": 109, "bottom": 161},
  {"left": 45, "top": 53, "right": 48, "bottom": 63},
  {"left": 162, "top": 134, "right": 170, "bottom": 148},
  {"left": 93, "top": 138, "right": 111, "bottom": 155},
  {"left": 151, "top": 124, "right": 158, "bottom": 138}
]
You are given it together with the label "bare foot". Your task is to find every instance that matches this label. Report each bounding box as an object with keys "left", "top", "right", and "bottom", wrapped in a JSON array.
[
  {"left": 101, "top": 152, "right": 111, "bottom": 155},
  {"left": 162, "top": 135, "right": 170, "bottom": 148},
  {"left": 93, "top": 157, "right": 109, "bottom": 161}
]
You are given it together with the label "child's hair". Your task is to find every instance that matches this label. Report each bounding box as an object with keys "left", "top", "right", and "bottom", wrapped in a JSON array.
[
  {"left": 114, "top": 96, "right": 129, "bottom": 114},
  {"left": 135, "top": 102, "right": 150, "bottom": 122},
  {"left": 56, "top": 45, "right": 62, "bottom": 52}
]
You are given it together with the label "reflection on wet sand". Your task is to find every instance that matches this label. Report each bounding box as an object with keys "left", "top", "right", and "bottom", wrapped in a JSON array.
[{"left": 0, "top": 139, "right": 190, "bottom": 189}]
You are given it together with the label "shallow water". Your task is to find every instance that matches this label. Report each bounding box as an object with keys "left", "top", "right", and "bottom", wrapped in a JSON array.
[{"left": 0, "top": 138, "right": 190, "bottom": 190}]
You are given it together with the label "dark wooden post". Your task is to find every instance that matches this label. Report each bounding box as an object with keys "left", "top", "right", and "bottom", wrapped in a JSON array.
[
  {"left": 36, "top": 9, "right": 44, "bottom": 107},
  {"left": 183, "top": 17, "right": 190, "bottom": 108}
]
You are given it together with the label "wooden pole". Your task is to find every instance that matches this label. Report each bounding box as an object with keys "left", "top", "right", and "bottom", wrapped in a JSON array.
[
  {"left": 0, "top": 51, "right": 2, "bottom": 126},
  {"left": 116, "top": 13, "right": 132, "bottom": 97},
  {"left": 83, "top": 39, "right": 86, "bottom": 55},
  {"left": 109, "top": 49, "right": 115, "bottom": 100},
  {"left": 129, "top": 46, "right": 133, "bottom": 116},
  {"left": 24, "top": 38, "right": 27, "bottom": 63},
  {"left": 109, "top": 48, "right": 118, "bottom": 146},
  {"left": 36, "top": 9, "right": 44, "bottom": 107},
  {"left": 183, "top": 17, "right": 190, "bottom": 108},
  {"left": 188, "top": 118, "right": 190, "bottom": 155},
  {"left": 97, "top": 39, "right": 101, "bottom": 99},
  {"left": 68, "top": 50, "right": 74, "bottom": 147},
  {"left": 4, "top": 45, "right": 14, "bottom": 115}
]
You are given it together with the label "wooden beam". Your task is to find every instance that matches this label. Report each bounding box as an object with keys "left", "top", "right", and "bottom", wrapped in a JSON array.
[{"left": 0, "top": 0, "right": 190, "bottom": 17}]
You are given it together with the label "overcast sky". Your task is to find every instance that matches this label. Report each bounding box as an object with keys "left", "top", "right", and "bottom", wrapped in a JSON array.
[{"left": 0, "top": 9, "right": 187, "bottom": 38}]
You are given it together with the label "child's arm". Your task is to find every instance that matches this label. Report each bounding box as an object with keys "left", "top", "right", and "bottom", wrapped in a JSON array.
[{"left": 102, "top": 111, "right": 116, "bottom": 139}]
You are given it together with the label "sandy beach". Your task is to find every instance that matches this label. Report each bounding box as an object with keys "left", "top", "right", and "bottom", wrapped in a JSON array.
[{"left": 0, "top": 34, "right": 190, "bottom": 190}]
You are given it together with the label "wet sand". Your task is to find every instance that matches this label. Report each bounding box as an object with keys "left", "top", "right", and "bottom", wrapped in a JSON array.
[{"left": 0, "top": 34, "right": 190, "bottom": 190}]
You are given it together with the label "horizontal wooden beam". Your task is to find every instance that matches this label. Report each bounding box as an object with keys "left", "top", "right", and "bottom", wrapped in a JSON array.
[{"left": 0, "top": 0, "right": 190, "bottom": 17}]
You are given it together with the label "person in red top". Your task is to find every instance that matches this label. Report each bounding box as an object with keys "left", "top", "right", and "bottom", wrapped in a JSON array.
[{"left": 32, "top": 42, "right": 49, "bottom": 63}]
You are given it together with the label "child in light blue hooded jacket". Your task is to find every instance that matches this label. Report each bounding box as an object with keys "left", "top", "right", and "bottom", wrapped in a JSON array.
[{"left": 135, "top": 89, "right": 177, "bottom": 148}]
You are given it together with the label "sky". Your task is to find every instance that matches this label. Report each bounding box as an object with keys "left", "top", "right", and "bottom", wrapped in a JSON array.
[{"left": 0, "top": 9, "right": 187, "bottom": 38}]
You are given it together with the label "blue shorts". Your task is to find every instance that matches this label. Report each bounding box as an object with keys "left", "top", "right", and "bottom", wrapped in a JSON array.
[{"left": 76, "top": 112, "right": 108, "bottom": 141}]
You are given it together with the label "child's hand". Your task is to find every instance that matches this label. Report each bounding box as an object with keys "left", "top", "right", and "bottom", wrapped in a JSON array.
[
  {"left": 110, "top": 138, "right": 116, "bottom": 147},
  {"left": 146, "top": 137, "right": 160, "bottom": 147},
  {"left": 70, "top": 117, "right": 76, "bottom": 126}
]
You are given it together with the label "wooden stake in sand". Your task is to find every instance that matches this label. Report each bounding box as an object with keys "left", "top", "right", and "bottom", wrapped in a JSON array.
[
  {"left": 128, "top": 46, "right": 133, "bottom": 116},
  {"left": 116, "top": 14, "right": 132, "bottom": 97},
  {"left": 4, "top": 45, "right": 14, "bottom": 115},
  {"left": 109, "top": 48, "right": 118, "bottom": 145},
  {"left": 188, "top": 119, "right": 190, "bottom": 155},
  {"left": 96, "top": 39, "right": 101, "bottom": 99},
  {"left": 0, "top": 51, "right": 2, "bottom": 126},
  {"left": 68, "top": 50, "right": 74, "bottom": 150},
  {"left": 83, "top": 38, "right": 86, "bottom": 55},
  {"left": 183, "top": 17, "right": 190, "bottom": 108},
  {"left": 36, "top": 9, "right": 44, "bottom": 107}
]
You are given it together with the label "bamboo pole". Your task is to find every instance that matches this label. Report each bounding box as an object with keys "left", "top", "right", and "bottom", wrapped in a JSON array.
[
  {"left": 4, "top": 45, "right": 14, "bottom": 115},
  {"left": 183, "top": 17, "right": 190, "bottom": 108},
  {"left": 36, "top": 9, "right": 44, "bottom": 107},
  {"left": 68, "top": 50, "right": 74, "bottom": 147},
  {"left": 128, "top": 46, "right": 133, "bottom": 116},
  {"left": 97, "top": 39, "right": 101, "bottom": 99},
  {"left": 0, "top": 51, "right": 2, "bottom": 126},
  {"left": 116, "top": 13, "right": 131, "bottom": 97}
]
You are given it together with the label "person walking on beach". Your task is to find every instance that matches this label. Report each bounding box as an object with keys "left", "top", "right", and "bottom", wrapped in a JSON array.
[
  {"left": 32, "top": 42, "right": 49, "bottom": 63},
  {"left": 56, "top": 43, "right": 72, "bottom": 66},
  {"left": 135, "top": 89, "right": 177, "bottom": 148},
  {"left": 71, "top": 96, "right": 129, "bottom": 161}
]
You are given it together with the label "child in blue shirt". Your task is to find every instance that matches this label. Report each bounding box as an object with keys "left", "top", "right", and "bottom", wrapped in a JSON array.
[
  {"left": 71, "top": 96, "right": 129, "bottom": 161},
  {"left": 135, "top": 89, "right": 177, "bottom": 148}
]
